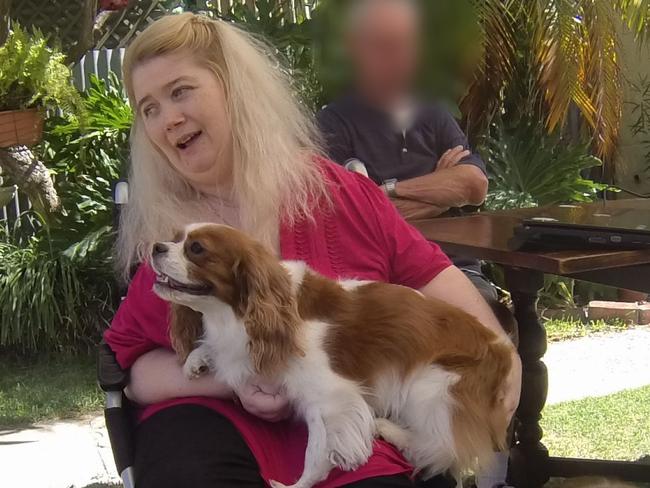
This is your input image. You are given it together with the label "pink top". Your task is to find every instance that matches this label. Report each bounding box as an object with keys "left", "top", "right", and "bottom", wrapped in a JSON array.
[{"left": 104, "top": 160, "right": 452, "bottom": 487}]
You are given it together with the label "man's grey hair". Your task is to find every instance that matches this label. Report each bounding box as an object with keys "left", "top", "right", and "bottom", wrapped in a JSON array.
[{"left": 344, "top": 0, "right": 420, "bottom": 36}]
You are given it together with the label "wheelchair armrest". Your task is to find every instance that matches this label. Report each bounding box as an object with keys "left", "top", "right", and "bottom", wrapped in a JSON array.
[{"left": 97, "top": 340, "right": 129, "bottom": 392}]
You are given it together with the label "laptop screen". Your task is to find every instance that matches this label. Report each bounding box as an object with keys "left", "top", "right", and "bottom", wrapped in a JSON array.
[{"left": 523, "top": 204, "right": 650, "bottom": 234}]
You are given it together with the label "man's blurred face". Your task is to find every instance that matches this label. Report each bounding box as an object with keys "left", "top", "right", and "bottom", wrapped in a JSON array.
[{"left": 349, "top": 1, "right": 420, "bottom": 104}]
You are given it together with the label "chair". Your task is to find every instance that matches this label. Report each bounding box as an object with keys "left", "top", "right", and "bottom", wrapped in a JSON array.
[
  {"left": 97, "top": 179, "right": 136, "bottom": 488},
  {"left": 97, "top": 340, "right": 135, "bottom": 488},
  {"left": 96, "top": 179, "right": 513, "bottom": 488}
]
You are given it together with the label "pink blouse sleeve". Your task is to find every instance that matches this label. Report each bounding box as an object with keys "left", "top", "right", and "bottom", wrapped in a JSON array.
[
  {"left": 352, "top": 172, "right": 453, "bottom": 289},
  {"left": 103, "top": 264, "right": 171, "bottom": 369}
]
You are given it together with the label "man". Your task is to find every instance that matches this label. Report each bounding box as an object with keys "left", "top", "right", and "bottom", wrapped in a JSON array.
[
  {"left": 317, "top": 1, "right": 513, "bottom": 486},
  {"left": 317, "top": 0, "right": 496, "bottom": 304}
]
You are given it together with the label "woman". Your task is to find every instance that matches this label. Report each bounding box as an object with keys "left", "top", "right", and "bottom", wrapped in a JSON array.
[{"left": 105, "top": 12, "right": 521, "bottom": 488}]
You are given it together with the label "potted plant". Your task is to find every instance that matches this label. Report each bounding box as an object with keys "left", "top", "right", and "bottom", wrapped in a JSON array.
[{"left": 0, "top": 24, "right": 83, "bottom": 148}]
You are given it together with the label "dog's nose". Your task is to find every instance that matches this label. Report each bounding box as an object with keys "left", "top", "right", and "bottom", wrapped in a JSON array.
[{"left": 152, "top": 242, "right": 169, "bottom": 256}]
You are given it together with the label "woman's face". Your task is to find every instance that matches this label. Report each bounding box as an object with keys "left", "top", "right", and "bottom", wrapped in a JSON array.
[{"left": 132, "top": 51, "right": 233, "bottom": 192}]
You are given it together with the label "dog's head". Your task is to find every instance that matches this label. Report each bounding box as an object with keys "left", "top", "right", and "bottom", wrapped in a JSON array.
[{"left": 151, "top": 223, "right": 304, "bottom": 373}]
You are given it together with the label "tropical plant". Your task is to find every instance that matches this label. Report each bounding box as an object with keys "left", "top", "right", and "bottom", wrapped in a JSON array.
[
  {"left": 0, "top": 74, "right": 132, "bottom": 354},
  {"left": 480, "top": 119, "right": 608, "bottom": 210},
  {"left": 626, "top": 74, "right": 650, "bottom": 177},
  {"left": 214, "top": 0, "right": 323, "bottom": 110},
  {"left": 0, "top": 227, "right": 116, "bottom": 355},
  {"left": 41, "top": 73, "right": 131, "bottom": 248},
  {"left": 463, "top": 0, "right": 650, "bottom": 177},
  {"left": 539, "top": 276, "right": 576, "bottom": 309},
  {"left": 0, "top": 23, "right": 83, "bottom": 114}
]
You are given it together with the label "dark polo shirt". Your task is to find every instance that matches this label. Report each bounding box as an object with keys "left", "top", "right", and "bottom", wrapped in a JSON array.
[{"left": 317, "top": 94, "right": 485, "bottom": 272}]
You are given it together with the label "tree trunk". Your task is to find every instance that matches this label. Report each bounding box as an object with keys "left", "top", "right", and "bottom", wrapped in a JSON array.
[
  {"left": 67, "top": 0, "right": 99, "bottom": 63},
  {"left": 0, "top": 146, "right": 60, "bottom": 213},
  {"left": 0, "top": 0, "right": 12, "bottom": 44}
]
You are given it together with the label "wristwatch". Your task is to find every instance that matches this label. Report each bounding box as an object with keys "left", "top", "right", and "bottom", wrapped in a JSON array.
[{"left": 383, "top": 178, "right": 398, "bottom": 198}]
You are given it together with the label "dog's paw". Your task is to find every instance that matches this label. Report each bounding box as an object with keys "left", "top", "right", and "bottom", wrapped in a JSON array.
[
  {"left": 375, "top": 418, "right": 411, "bottom": 452},
  {"left": 182, "top": 349, "right": 210, "bottom": 379},
  {"left": 328, "top": 450, "right": 365, "bottom": 471},
  {"left": 326, "top": 414, "right": 374, "bottom": 471}
]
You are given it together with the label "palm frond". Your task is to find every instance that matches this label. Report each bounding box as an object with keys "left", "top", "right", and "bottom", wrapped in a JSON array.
[
  {"left": 461, "top": 0, "right": 518, "bottom": 136},
  {"left": 616, "top": 0, "right": 650, "bottom": 42},
  {"left": 581, "top": 0, "right": 623, "bottom": 167},
  {"left": 532, "top": 0, "right": 597, "bottom": 132}
]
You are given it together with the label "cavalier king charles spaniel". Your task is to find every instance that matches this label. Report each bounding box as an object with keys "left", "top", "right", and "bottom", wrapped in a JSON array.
[{"left": 151, "top": 223, "right": 515, "bottom": 488}]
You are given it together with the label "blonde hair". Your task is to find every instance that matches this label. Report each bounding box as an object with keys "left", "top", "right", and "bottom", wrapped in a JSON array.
[{"left": 117, "top": 13, "right": 327, "bottom": 279}]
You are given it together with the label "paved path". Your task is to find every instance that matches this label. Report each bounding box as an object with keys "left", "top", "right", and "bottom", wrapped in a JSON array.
[
  {"left": 0, "top": 415, "right": 119, "bottom": 488},
  {"left": 545, "top": 326, "right": 650, "bottom": 405},
  {"left": 2, "top": 327, "right": 650, "bottom": 487}
]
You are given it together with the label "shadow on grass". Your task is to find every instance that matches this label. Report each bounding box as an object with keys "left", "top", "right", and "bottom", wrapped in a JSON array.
[{"left": 0, "top": 354, "right": 102, "bottom": 429}]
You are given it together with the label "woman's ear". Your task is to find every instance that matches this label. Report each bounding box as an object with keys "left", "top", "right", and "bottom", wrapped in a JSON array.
[
  {"left": 169, "top": 303, "right": 204, "bottom": 363},
  {"left": 234, "top": 249, "right": 304, "bottom": 376}
]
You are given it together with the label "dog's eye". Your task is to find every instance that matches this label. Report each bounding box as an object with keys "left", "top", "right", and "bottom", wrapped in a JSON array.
[{"left": 189, "top": 241, "right": 204, "bottom": 255}]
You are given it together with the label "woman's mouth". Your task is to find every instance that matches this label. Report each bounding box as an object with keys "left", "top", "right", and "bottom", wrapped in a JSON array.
[{"left": 176, "top": 131, "right": 202, "bottom": 150}]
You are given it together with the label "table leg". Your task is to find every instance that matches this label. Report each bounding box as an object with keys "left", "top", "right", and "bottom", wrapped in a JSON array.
[{"left": 504, "top": 267, "right": 549, "bottom": 487}]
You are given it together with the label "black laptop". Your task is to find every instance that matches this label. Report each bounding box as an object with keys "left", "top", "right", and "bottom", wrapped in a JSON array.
[{"left": 509, "top": 204, "right": 650, "bottom": 251}]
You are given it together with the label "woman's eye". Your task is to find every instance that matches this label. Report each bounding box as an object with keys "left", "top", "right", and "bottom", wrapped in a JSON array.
[
  {"left": 142, "top": 105, "right": 156, "bottom": 118},
  {"left": 172, "top": 86, "right": 192, "bottom": 98}
]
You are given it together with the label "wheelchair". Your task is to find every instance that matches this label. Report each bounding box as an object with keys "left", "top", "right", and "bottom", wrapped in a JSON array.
[{"left": 96, "top": 180, "right": 514, "bottom": 488}]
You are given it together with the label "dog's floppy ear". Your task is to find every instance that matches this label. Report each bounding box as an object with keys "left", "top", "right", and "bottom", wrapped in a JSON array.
[
  {"left": 169, "top": 303, "right": 203, "bottom": 363},
  {"left": 234, "top": 249, "right": 304, "bottom": 376}
]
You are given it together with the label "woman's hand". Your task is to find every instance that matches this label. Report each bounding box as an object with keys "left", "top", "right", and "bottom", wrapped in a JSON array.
[{"left": 237, "top": 377, "right": 292, "bottom": 422}]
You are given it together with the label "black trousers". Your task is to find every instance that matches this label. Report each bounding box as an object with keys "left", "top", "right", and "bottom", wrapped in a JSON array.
[{"left": 134, "top": 404, "right": 455, "bottom": 488}]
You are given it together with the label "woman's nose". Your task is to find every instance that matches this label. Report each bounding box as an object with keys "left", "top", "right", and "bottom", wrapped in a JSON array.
[{"left": 164, "top": 108, "right": 185, "bottom": 131}]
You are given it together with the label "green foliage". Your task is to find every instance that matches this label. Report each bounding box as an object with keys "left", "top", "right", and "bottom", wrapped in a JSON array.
[
  {"left": 465, "top": 0, "right": 650, "bottom": 165},
  {"left": 539, "top": 276, "right": 576, "bottom": 309},
  {"left": 543, "top": 316, "right": 630, "bottom": 342},
  {"left": 0, "top": 74, "right": 131, "bottom": 354},
  {"left": 42, "top": 74, "right": 131, "bottom": 246},
  {"left": 0, "top": 234, "right": 115, "bottom": 354},
  {"left": 626, "top": 74, "right": 650, "bottom": 173},
  {"left": 481, "top": 120, "right": 609, "bottom": 211},
  {"left": 0, "top": 23, "right": 84, "bottom": 114},
  {"left": 215, "top": 0, "right": 323, "bottom": 110}
]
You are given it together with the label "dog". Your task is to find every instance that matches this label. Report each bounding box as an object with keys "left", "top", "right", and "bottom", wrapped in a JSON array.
[{"left": 151, "top": 223, "right": 515, "bottom": 488}]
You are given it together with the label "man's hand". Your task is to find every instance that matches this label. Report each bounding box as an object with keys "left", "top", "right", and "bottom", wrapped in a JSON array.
[
  {"left": 237, "top": 377, "right": 292, "bottom": 422},
  {"left": 436, "top": 145, "right": 471, "bottom": 170},
  {"left": 391, "top": 197, "right": 449, "bottom": 220}
]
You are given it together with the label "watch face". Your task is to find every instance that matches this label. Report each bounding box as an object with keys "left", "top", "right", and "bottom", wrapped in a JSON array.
[{"left": 385, "top": 179, "right": 397, "bottom": 197}]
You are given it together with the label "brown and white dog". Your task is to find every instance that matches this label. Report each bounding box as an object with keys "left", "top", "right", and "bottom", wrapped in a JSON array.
[{"left": 151, "top": 223, "right": 515, "bottom": 488}]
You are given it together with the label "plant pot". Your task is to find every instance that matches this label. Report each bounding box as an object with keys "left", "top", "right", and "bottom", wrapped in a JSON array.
[{"left": 0, "top": 108, "right": 44, "bottom": 148}]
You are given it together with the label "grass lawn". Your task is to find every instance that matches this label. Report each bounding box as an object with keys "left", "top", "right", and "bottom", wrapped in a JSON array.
[
  {"left": 544, "top": 317, "right": 632, "bottom": 342},
  {"left": 0, "top": 354, "right": 103, "bottom": 428},
  {"left": 541, "top": 385, "right": 650, "bottom": 461}
]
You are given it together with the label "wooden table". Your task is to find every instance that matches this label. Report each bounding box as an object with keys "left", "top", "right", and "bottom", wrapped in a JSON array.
[{"left": 411, "top": 198, "right": 650, "bottom": 487}]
